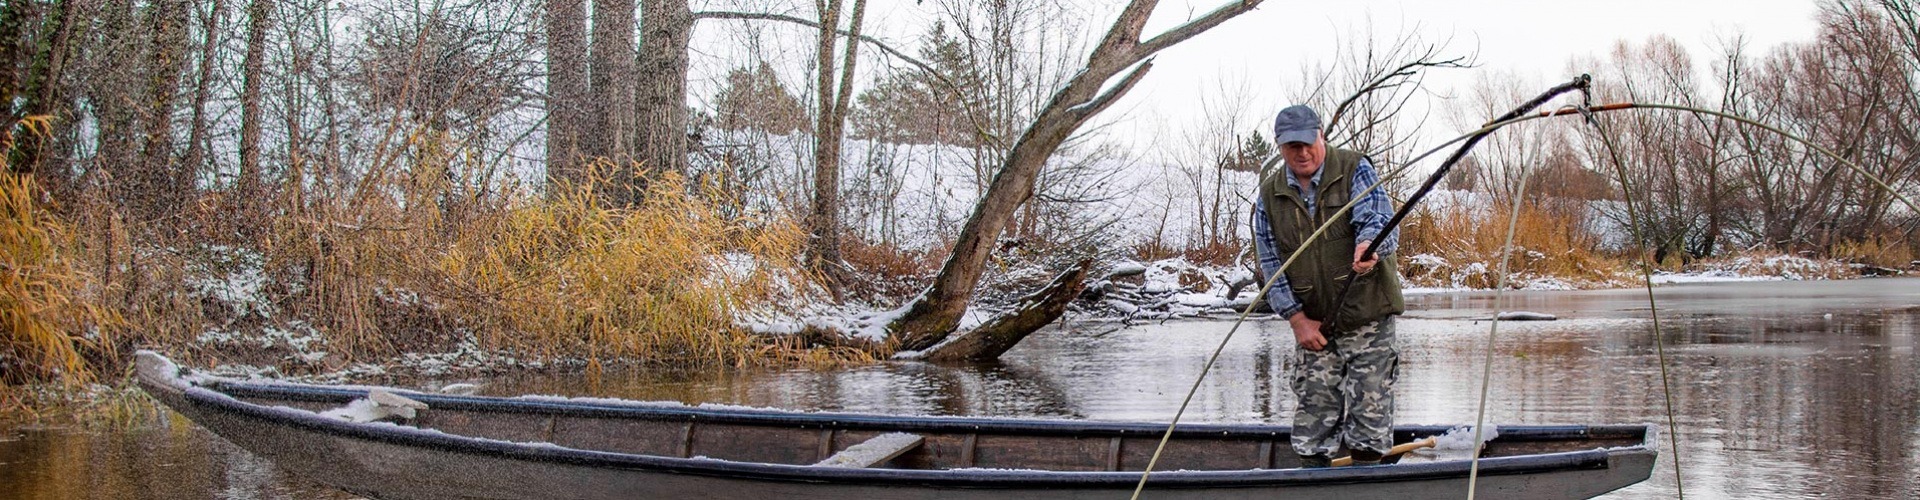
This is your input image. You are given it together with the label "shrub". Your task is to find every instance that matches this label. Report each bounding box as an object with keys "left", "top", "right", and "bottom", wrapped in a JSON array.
[
  {"left": 1399, "top": 197, "right": 1626, "bottom": 289},
  {"left": 0, "top": 173, "right": 120, "bottom": 389}
]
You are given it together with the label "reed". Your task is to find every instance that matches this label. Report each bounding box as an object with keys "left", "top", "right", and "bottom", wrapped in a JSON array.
[
  {"left": 1398, "top": 199, "right": 1626, "bottom": 289},
  {"left": 0, "top": 172, "right": 120, "bottom": 389},
  {"left": 5, "top": 123, "right": 850, "bottom": 413},
  {"left": 1831, "top": 236, "right": 1917, "bottom": 272},
  {"left": 437, "top": 164, "right": 817, "bottom": 367}
]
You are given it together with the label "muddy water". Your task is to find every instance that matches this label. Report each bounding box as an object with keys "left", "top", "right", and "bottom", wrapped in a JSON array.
[{"left": 3, "top": 278, "right": 1917, "bottom": 499}]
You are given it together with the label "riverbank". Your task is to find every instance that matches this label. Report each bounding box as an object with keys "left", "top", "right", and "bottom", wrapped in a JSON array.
[{"left": 5, "top": 257, "right": 1887, "bottom": 431}]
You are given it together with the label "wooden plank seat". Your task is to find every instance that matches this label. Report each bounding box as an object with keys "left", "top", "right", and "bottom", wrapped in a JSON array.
[{"left": 811, "top": 432, "right": 924, "bottom": 468}]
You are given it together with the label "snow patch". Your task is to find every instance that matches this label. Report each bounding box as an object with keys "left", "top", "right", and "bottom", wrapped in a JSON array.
[{"left": 1433, "top": 424, "right": 1500, "bottom": 450}]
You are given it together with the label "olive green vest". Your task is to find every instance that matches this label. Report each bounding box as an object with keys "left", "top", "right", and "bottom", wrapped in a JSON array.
[{"left": 1259, "top": 148, "right": 1405, "bottom": 334}]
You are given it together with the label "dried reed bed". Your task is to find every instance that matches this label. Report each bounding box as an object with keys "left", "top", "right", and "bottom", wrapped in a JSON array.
[
  {"left": 1398, "top": 199, "right": 1628, "bottom": 289},
  {"left": 4, "top": 148, "right": 869, "bottom": 416},
  {"left": 1831, "top": 236, "right": 1917, "bottom": 272},
  {"left": 435, "top": 166, "right": 853, "bottom": 367},
  {"left": 1, "top": 173, "right": 120, "bottom": 395}
]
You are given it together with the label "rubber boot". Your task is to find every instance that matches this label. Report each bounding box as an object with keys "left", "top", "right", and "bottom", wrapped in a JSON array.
[
  {"left": 1347, "top": 449, "right": 1384, "bottom": 466},
  {"left": 1298, "top": 454, "right": 1332, "bottom": 469}
]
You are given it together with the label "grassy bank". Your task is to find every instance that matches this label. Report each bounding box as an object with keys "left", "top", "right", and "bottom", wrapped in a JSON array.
[{"left": 1, "top": 161, "right": 879, "bottom": 420}]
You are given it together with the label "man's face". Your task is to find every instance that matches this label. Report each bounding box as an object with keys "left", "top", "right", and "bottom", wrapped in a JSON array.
[{"left": 1280, "top": 133, "right": 1326, "bottom": 179}]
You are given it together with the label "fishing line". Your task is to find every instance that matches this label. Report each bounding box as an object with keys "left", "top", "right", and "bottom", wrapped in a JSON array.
[
  {"left": 1127, "top": 88, "right": 1582, "bottom": 498},
  {"left": 1130, "top": 96, "right": 1908, "bottom": 500},
  {"left": 1575, "top": 103, "right": 1687, "bottom": 499},
  {"left": 1462, "top": 112, "right": 1543, "bottom": 499}
]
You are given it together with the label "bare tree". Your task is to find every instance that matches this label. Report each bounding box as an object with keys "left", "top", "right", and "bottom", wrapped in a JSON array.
[
  {"left": 544, "top": 0, "right": 587, "bottom": 188},
  {"left": 803, "top": 0, "right": 867, "bottom": 293},
  {"left": 0, "top": 0, "right": 31, "bottom": 145},
  {"left": 1291, "top": 23, "right": 1469, "bottom": 172},
  {"left": 238, "top": 0, "right": 273, "bottom": 199},
  {"left": 634, "top": 0, "right": 693, "bottom": 183},
  {"left": 83, "top": 0, "right": 149, "bottom": 205},
  {"left": 1453, "top": 72, "right": 1566, "bottom": 204},
  {"left": 181, "top": 0, "right": 225, "bottom": 181},
  {"left": 11, "top": 0, "right": 78, "bottom": 177},
  {"left": 1163, "top": 75, "right": 1257, "bottom": 259},
  {"left": 589, "top": 0, "right": 634, "bottom": 166},
  {"left": 889, "top": 0, "right": 1266, "bottom": 355}
]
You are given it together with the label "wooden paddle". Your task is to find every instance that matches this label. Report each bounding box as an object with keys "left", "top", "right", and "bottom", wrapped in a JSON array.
[{"left": 1330, "top": 436, "right": 1440, "bottom": 466}]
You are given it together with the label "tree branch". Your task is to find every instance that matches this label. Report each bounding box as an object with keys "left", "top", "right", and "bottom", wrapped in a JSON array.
[
  {"left": 696, "top": 11, "right": 940, "bottom": 82},
  {"left": 1072, "top": 58, "right": 1154, "bottom": 121},
  {"left": 1135, "top": 1, "right": 1264, "bottom": 59},
  {"left": 1095, "top": 0, "right": 1161, "bottom": 56},
  {"left": 1326, "top": 55, "right": 1467, "bottom": 132}
]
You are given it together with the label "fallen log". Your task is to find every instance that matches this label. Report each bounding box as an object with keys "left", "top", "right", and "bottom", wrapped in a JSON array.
[{"left": 913, "top": 259, "right": 1093, "bottom": 363}]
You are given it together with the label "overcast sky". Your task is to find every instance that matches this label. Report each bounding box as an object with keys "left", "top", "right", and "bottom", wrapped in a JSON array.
[
  {"left": 1118, "top": 0, "right": 1825, "bottom": 152},
  {"left": 690, "top": 0, "right": 1826, "bottom": 160}
]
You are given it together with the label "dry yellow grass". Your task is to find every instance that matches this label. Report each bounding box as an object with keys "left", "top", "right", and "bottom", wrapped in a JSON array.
[
  {"left": 5, "top": 125, "right": 866, "bottom": 414},
  {"left": 1398, "top": 199, "right": 1627, "bottom": 289},
  {"left": 1831, "top": 236, "right": 1917, "bottom": 271},
  {"left": 1, "top": 173, "right": 121, "bottom": 391},
  {"left": 436, "top": 163, "right": 819, "bottom": 367}
]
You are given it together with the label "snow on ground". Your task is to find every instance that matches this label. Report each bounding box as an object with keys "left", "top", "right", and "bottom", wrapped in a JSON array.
[{"left": 1647, "top": 271, "right": 1783, "bottom": 284}]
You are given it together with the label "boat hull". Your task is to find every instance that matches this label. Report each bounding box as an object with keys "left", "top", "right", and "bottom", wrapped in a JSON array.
[{"left": 137, "top": 352, "right": 1654, "bottom": 500}]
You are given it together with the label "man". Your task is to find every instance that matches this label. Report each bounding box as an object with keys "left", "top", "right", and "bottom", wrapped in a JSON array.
[{"left": 1251, "top": 104, "right": 1406, "bottom": 468}]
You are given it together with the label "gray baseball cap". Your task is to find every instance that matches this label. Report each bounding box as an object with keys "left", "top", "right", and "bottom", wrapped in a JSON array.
[{"left": 1272, "top": 105, "right": 1322, "bottom": 145}]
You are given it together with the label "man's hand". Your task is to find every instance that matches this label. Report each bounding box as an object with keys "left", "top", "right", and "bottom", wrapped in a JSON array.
[
  {"left": 1353, "top": 241, "right": 1379, "bottom": 275},
  {"left": 1289, "top": 312, "right": 1327, "bottom": 351}
]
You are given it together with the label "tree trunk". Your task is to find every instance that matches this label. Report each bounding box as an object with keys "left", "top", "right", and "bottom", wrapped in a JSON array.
[
  {"left": 805, "top": 0, "right": 866, "bottom": 293},
  {"left": 915, "top": 259, "right": 1091, "bottom": 362},
  {"left": 634, "top": 0, "right": 691, "bottom": 185},
  {"left": 181, "top": 0, "right": 224, "bottom": 182},
  {"left": 91, "top": 0, "right": 144, "bottom": 194},
  {"left": 0, "top": 0, "right": 32, "bottom": 129},
  {"left": 237, "top": 0, "right": 272, "bottom": 199},
  {"left": 888, "top": 0, "right": 1264, "bottom": 352},
  {"left": 13, "top": 0, "right": 76, "bottom": 177},
  {"left": 590, "top": 0, "right": 635, "bottom": 172},
  {"left": 139, "top": 0, "right": 191, "bottom": 214},
  {"left": 544, "top": 0, "right": 588, "bottom": 190},
  {"left": 119, "top": 0, "right": 192, "bottom": 219}
]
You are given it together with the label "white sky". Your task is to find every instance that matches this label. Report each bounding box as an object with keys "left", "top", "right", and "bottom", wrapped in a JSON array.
[
  {"left": 1117, "top": 0, "right": 1824, "bottom": 150},
  {"left": 689, "top": 0, "right": 1825, "bottom": 159}
]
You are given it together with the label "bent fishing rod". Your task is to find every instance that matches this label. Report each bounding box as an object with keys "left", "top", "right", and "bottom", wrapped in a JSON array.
[
  {"left": 1129, "top": 76, "right": 1597, "bottom": 499},
  {"left": 1320, "top": 74, "right": 1592, "bottom": 333},
  {"left": 1134, "top": 91, "right": 1910, "bottom": 499}
]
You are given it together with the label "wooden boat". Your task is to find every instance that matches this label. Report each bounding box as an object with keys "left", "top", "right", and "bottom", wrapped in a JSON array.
[{"left": 135, "top": 351, "right": 1656, "bottom": 499}]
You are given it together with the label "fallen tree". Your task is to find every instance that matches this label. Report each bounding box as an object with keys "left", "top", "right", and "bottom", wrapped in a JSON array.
[{"left": 881, "top": 0, "right": 1267, "bottom": 361}]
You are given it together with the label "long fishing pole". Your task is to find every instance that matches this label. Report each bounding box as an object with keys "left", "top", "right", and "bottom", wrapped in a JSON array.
[
  {"left": 1131, "top": 95, "right": 1910, "bottom": 499},
  {"left": 1321, "top": 74, "right": 1593, "bottom": 336},
  {"left": 1128, "top": 80, "right": 1595, "bottom": 500}
]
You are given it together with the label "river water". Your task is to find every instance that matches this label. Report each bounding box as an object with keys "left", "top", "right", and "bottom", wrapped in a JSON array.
[{"left": 3, "top": 278, "right": 1917, "bottom": 499}]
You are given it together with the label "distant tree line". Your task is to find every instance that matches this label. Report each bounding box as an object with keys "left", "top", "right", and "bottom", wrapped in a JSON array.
[{"left": 1443, "top": 1, "right": 1920, "bottom": 266}]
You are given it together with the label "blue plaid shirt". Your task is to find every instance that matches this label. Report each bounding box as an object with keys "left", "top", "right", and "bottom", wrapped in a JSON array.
[{"left": 1251, "top": 156, "right": 1398, "bottom": 319}]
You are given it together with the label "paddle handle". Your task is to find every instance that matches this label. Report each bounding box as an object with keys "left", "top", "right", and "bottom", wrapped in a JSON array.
[{"left": 1330, "top": 436, "right": 1439, "bottom": 466}]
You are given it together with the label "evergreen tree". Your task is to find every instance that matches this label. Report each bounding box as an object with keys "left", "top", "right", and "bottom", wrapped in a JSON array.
[
  {"left": 711, "top": 61, "right": 805, "bottom": 134},
  {"left": 850, "top": 22, "right": 983, "bottom": 146},
  {"left": 1228, "top": 130, "right": 1272, "bottom": 172}
]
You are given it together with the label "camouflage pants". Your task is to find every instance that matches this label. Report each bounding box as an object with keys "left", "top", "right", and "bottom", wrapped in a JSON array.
[{"left": 1291, "top": 316, "right": 1399, "bottom": 457}]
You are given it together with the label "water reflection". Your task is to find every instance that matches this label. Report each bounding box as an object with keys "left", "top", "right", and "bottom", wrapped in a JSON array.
[
  {"left": 2, "top": 278, "right": 1917, "bottom": 499},
  {"left": 0, "top": 417, "right": 354, "bottom": 499}
]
